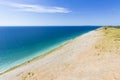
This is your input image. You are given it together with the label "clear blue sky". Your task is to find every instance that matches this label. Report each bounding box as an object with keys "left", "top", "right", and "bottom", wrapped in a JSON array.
[{"left": 0, "top": 0, "right": 120, "bottom": 26}]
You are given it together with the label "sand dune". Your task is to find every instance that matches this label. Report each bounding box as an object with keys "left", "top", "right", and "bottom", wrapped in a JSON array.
[{"left": 0, "top": 27, "right": 120, "bottom": 80}]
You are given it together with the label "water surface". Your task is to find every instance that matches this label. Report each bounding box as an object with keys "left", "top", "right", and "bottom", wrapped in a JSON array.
[{"left": 0, "top": 26, "right": 100, "bottom": 72}]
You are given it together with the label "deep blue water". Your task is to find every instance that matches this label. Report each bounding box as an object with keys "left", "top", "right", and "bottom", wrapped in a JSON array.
[{"left": 0, "top": 26, "right": 100, "bottom": 72}]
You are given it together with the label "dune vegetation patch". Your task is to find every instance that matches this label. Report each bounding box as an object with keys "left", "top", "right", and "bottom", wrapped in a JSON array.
[{"left": 95, "top": 26, "right": 120, "bottom": 54}]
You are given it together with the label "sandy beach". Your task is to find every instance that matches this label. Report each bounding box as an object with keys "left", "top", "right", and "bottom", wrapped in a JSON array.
[{"left": 0, "top": 27, "right": 120, "bottom": 80}]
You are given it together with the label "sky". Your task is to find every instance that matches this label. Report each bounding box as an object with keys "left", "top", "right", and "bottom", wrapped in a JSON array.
[{"left": 0, "top": 0, "right": 120, "bottom": 26}]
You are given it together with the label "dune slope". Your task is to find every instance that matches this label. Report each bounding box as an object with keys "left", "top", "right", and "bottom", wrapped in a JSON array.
[{"left": 0, "top": 27, "right": 120, "bottom": 80}]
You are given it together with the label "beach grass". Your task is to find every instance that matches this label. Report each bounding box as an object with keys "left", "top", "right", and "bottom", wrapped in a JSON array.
[{"left": 95, "top": 26, "right": 120, "bottom": 54}]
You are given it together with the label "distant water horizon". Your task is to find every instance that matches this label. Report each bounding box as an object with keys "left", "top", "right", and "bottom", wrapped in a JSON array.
[{"left": 0, "top": 26, "right": 101, "bottom": 73}]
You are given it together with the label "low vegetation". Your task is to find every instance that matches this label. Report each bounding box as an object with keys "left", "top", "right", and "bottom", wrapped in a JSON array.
[
  {"left": 95, "top": 26, "right": 120, "bottom": 54},
  {"left": 22, "top": 72, "right": 35, "bottom": 80}
]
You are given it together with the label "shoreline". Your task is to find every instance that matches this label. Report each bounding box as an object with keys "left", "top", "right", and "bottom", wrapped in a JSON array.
[
  {"left": 0, "top": 29, "right": 95, "bottom": 75},
  {"left": 0, "top": 39, "right": 71, "bottom": 75},
  {"left": 1, "top": 27, "right": 120, "bottom": 80},
  {"left": 1, "top": 27, "right": 111, "bottom": 80},
  {"left": 0, "top": 26, "right": 101, "bottom": 74},
  {"left": 0, "top": 28, "right": 100, "bottom": 80}
]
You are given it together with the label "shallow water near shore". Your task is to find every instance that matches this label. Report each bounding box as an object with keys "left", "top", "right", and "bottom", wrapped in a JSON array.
[{"left": 0, "top": 26, "right": 100, "bottom": 73}]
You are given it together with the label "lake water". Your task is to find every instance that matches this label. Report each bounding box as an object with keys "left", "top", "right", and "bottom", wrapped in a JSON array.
[{"left": 0, "top": 26, "right": 100, "bottom": 73}]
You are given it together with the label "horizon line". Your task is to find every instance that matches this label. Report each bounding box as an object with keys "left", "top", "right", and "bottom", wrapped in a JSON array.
[{"left": 0, "top": 25, "right": 119, "bottom": 27}]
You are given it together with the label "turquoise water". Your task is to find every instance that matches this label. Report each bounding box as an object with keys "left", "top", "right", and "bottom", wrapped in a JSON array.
[{"left": 0, "top": 26, "right": 100, "bottom": 73}]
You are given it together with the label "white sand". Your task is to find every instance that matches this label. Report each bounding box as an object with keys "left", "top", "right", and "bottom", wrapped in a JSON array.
[{"left": 0, "top": 28, "right": 120, "bottom": 80}]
